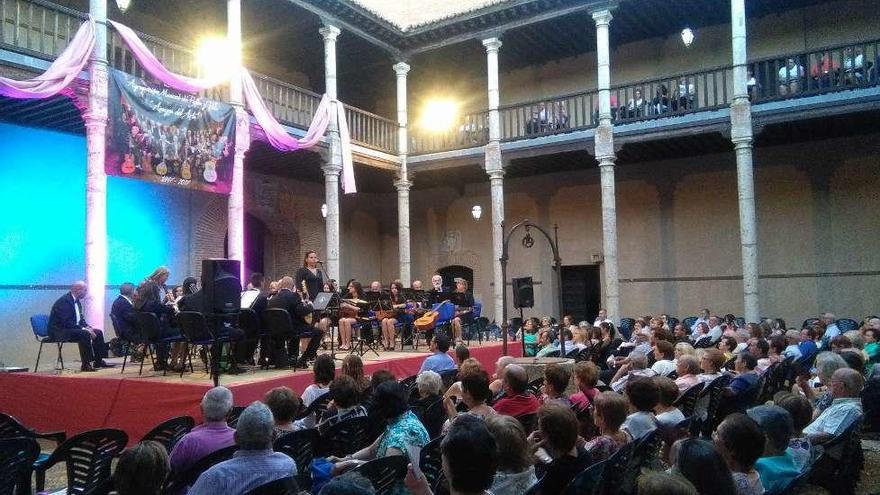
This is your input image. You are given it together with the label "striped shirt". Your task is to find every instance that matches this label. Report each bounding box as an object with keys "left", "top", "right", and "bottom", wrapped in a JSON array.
[{"left": 188, "top": 449, "right": 296, "bottom": 495}]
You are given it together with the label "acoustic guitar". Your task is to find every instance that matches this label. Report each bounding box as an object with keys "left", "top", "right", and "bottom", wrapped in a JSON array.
[
  {"left": 181, "top": 160, "right": 192, "bottom": 180},
  {"left": 414, "top": 310, "right": 439, "bottom": 331},
  {"left": 203, "top": 160, "right": 218, "bottom": 183}
]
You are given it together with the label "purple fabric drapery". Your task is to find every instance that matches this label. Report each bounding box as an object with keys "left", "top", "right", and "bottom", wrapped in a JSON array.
[{"left": 0, "top": 17, "right": 95, "bottom": 98}]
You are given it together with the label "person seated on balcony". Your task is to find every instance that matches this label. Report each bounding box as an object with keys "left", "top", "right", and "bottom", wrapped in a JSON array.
[
  {"left": 810, "top": 51, "right": 840, "bottom": 88},
  {"left": 526, "top": 101, "right": 549, "bottom": 134},
  {"left": 673, "top": 79, "right": 696, "bottom": 111},
  {"left": 552, "top": 101, "right": 570, "bottom": 129},
  {"left": 593, "top": 94, "right": 620, "bottom": 124},
  {"left": 842, "top": 46, "right": 865, "bottom": 84},
  {"left": 778, "top": 57, "right": 805, "bottom": 95},
  {"left": 652, "top": 84, "right": 671, "bottom": 114},
  {"left": 626, "top": 88, "right": 647, "bottom": 118},
  {"left": 746, "top": 67, "right": 760, "bottom": 101}
]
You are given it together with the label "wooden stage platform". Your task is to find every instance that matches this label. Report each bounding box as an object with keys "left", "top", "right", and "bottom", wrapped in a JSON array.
[{"left": 0, "top": 340, "right": 520, "bottom": 444}]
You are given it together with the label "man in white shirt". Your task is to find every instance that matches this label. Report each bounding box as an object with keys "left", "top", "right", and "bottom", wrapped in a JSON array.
[
  {"left": 803, "top": 368, "right": 864, "bottom": 444},
  {"left": 690, "top": 308, "right": 710, "bottom": 338},
  {"left": 593, "top": 308, "right": 611, "bottom": 327},
  {"left": 821, "top": 312, "right": 841, "bottom": 343},
  {"left": 706, "top": 316, "right": 723, "bottom": 343}
]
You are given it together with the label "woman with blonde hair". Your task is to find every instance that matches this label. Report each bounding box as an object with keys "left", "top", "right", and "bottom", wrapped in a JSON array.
[
  {"left": 341, "top": 354, "right": 371, "bottom": 399},
  {"left": 485, "top": 415, "right": 537, "bottom": 494}
]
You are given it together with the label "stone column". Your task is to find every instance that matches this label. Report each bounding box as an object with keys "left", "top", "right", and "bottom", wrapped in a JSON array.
[
  {"left": 592, "top": 9, "right": 620, "bottom": 323},
  {"left": 320, "top": 24, "right": 342, "bottom": 281},
  {"left": 730, "top": 0, "right": 760, "bottom": 322},
  {"left": 482, "top": 37, "right": 505, "bottom": 326},
  {"left": 394, "top": 61, "right": 412, "bottom": 285},
  {"left": 227, "top": 0, "right": 248, "bottom": 279},
  {"left": 84, "top": 0, "right": 108, "bottom": 327}
]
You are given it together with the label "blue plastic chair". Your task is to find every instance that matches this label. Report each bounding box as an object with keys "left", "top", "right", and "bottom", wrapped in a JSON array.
[{"left": 31, "top": 314, "right": 67, "bottom": 372}]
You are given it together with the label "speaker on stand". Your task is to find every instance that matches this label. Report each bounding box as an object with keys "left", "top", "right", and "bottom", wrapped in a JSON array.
[
  {"left": 511, "top": 276, "right": 534, "bottom": 356},
  {"left": 200, "top": 259, "right": 242, "bottom": 385}
]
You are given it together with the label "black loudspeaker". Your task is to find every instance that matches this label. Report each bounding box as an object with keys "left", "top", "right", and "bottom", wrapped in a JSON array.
[
  {"left": 512, "top": 276, "right": 534, "bottom": 309},
  {"left": 201, "top": 258, "right": 242, "bottom": 314}
]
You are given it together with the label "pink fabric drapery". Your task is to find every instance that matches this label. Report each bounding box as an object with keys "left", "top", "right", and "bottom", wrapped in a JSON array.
[{"left": 0, "top": 17, "right": 95, "bottom": 98}]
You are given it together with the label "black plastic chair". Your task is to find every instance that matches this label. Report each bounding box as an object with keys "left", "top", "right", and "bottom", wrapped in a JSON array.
[
  {"left": 227, "top": 406, "right": 247, "bottom": 428},
  {"left": 527, "top": 377, "right": 545, "bottom": 396},
  {"left": 31, "top": 314, "right": 70, "bottom": 372},
  {"left": 351, "top": 455, "right": 409, "bottom": 495},
  {"left": 621, "top": 428, "right": 662, "bottom": 495},
  {"left": 0, "top": 412, "right": 66, "bottom": 444},
  {"left": 595, "top": 440, "right": 634, "bottom": 495},
  {"left": 701, "top": 374, "right": 732, "bottom": 437},
  {"left": 802, "top": 318, "right": 820, "bottom": 329},
  {"left": 418, "top": 435, "right": 445, "bottom": 488},
  {"left": 399, "top": 374, "right": 419, "bottom": 391},
  {"left": 177, "top": 311, "right": 232, "bottom": 379},
  {"left": 165, "top": 444, "right": 239, "bottom": 493},
  {"left": 141, "top": 415, "right": 195, "bottom": 453},
  {"left": 619, "top": 318, "right": 636, "bottom": 340},
  {"left": 317, "top": 416, "right": 371, "bottom": 458},
  {"left": 244, "top": 476, "right": 299, "bottom": 495},
  {"left": 561, "top": 458, "right": 607, "bottom": 495},
  {"left": 682, "top": 317, "right": 697, "bottom": 330},
  {"left": 273, "top": 429, "right": 318, "bottom": 492},
  {"left": 835, "top": 318, "right": 859, "bottom": 332},
  {"left": 262, "top": 308, "right": 299, "bottom": 369},
  {"left": 295, "top": 392, "right": 331, "bottom": 422},
  {"left": 0, "top": 437, "right": 39, "bottom": 495},
  {"left": 33, "top": 428, "right": 128, "bottom": 494},
  {"left": 809, "top": 419, "right": 864, "bottom": 495},
  {"left": 415, "top": 398, "right": 446, "bottom": 440},
  {"left": 110, "top": 313, "right": 145, "bottom": 374},
  {"left": 438, "top": 369, "right": 458, "bottom": 391},
  {"left": 515, "top": 413, "right": 538, "bottom": 435},
  {"left": 136, "top": 312, "right": 186, "bottom": 376},
  {"left": 672, "top": 383, "right": 702, "bottom": 418}
]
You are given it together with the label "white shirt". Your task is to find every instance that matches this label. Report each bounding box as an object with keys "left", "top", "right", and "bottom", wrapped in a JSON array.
[
  {"left": 293, "top": 383, "right": 329, "bottom": 430},
  {"left": 594, "top": 318, "right": 612, "bottom": 327},
  {"left": 803, "top": 397, "right": 862, "bottom": 437},
  {"left": 707, "top": 325, "right": 723, "bottom": 342},
  {"left": 622, "top": 411, "right": 657, "bottom": 441},
  {"left": 778, "top": 64, "right": 804, "bottom": 82},
  {"left": 844, "top": 54, "right": 864, "bottom": 70},
  {"left": 656, "top": 407, "right": 686, "bottom": 427},
  {"left": 651, "top": 359, "right": 677, "bottom": 376},
  {"left": 690, "top": 318, "right": 709, "bottom": 337},
  {"left": 73, "top": 296, "right": 82, "bottom": 325}
]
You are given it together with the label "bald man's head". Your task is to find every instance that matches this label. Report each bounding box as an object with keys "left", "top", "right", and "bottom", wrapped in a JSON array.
[
  {"left": 70, "top": 281, "right": 88, "bottom": 299},
  {"left": 831, "top": 368, "right": 865, "bottom": 398},
  {"left": 503, "top": 364, "right": 528, "bottom": 394}
]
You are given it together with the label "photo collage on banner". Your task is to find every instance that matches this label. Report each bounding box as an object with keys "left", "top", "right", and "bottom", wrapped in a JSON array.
[{"left": 106, "top": 68, "right": 236, "bottom": 193}]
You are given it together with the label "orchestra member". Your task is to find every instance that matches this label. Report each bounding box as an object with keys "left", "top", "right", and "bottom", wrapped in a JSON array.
[
  {"left": 267, "top": 280, "right": 279, "bottom": 298},
  {"left": 238, "top": 272, "right": 268, "bottom": 365},
  {"left": 451, "top": 278, "right": 475, "bottom": 343},
  {"left": 380, "top": 281, "right": 405, "bottom": 351},
  {"left": 369, "top": 280, "right": 382, "bottom": 292},
  {"left": 267, "top": 276, "right": 320, "bottom": 368},
  {"left": 338, "top": 280, "right": 365, "bottom": 351},
  {"left": 430, "top": 274, "right": 444, "bottom": 293},
  {"left": 294, "top": 251, "right": 332, "bottom": 342},
  {"left": 48, "top": 281, "right": 109, "bottom": 372},
  {"left": 111, "top": 282, "right": 139, "bottom": 342},
  {"left": 411, "top": 280, "right": 423, "bottom": 291},
  {"left": 136, "top": 266, "right": 179, "bottom": 371}
]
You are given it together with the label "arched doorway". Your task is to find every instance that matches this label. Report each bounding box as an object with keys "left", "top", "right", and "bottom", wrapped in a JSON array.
[
  {"left": 224, "top": 213, "right": 268, "bottom": 279},
  {"left": 437, "top": 265, "right": 473, "bottom": 291}
]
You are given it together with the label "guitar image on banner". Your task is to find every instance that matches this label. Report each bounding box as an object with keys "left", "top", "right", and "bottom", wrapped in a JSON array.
[
  {"left": 155, "top": 160, "right": 168, "bottom": 176},
  {"left": 181, "top": 159, "right": 192, "bottom": 180},
  {"left": 203, "top": 159, "right": 218, "bottom": 183}
]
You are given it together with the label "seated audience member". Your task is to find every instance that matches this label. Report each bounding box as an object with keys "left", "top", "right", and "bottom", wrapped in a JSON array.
[
  {"left": 485, "top": 415, "right": 538, "bottom": 495},
  {"left": 490, "top": 355, "right": 516, "bottom": 397},
  {"left": 596, "top": 321, "right": 623, "bottom": 366},
  {"left": 294, "top": 354, "right": 335, "bottom": 430},
  {"left": 189, "top": 402, "right": 296, "bottom": 495},
  {"left": 170, "top": 386, "right": 236, "bottom": 474},
  {"left": 669, "top": 438, "right": 737, "bottom": 495},
  {"left": 697, "top": 349, "right": 725, "bottom": 383},
  {"left": 747, "top": 405, "right": 800, "bottom": 492},
  {"left": 765, "top": 335, "right": 786, "bottom": 368},
  {"left": 622, "top": 377, "right": 660, "bottom": 441},
  {"left": 610, "top": 351, "right": 657, "bottom": 393},
  {"left": 541, "top": 364, "right": 572, "bottom": 407},
  {"left": 454, "top": 344, "right": 470, "bottom": 365},
  {"left": 406, "top": 414, "right": 497, "bottom": 495},
  {"left": 367, "top": 369, "right": 396, "bottom": 399},
  {"left": 674, "top": 355, "right": 702, "bottom": 393},
  {"left": 332, "top": 381, "right": 429, "bottom": 475},
  {"left": 412, "top": 370, "right": 442, "bottom": 411},
  {"left": 341, "top": 354, "right": 372, "bottom": 401},
  {"left": 114, "top": 440, "right": 171, "bottom": 495},
  {"left": 651, "top": 340, "right": 676, "bottom": 376},
  {"left": 443, "top": 369, "right": 496, "bottom": 432},
  {"left": 719, "top": 336, "right": 738, "bottom": 362},
  {"left": 570, "top": 361, "right": 601, "bottom": 410},
  {"left": 691, "top": 322, "right": 711, "bottom": 345},
  {"left": 637, "top": 471, "right": 698, "bottom": 495},
  {"left": 531, "top": 404, "right": 591, "bottom": 495},
  {"left": 777, "top": 57, "right": 805, "bottom": 95},
  {"left": 839, "top": 349, "right": 865, "bottom": 374},
  {"left": 444, "top": 358, "right": 484, "bottom": 399},
  {"left": 583, "top": 391, "right": 629, "bottom": 462},
  {"left": 537, "top": 328, "right": 574, "bottom": 358},
  {"left": 713, "top": 414, "right": 766, "bottom": 495},
  {"left": 864, "top": 328, "right": 879, "bottom": 370},
  {"left": 798, "top": 326, "right": 820, "bottom": 363},
  {"left": 803, "top": 368, "right": 865, "bottom": 443},
  {"left": 782, "top": 329, "right": 803, "bottom": 359},
  {"left": 319, "top": 472, "right": 375, "bottom": 494},
  {"left": 673, "top": 342, "right": 696, "bottom": 363},
  {"left": 262, "top": 386, "right": 302, "bottom": 439},
  {"left": 830, "top": 335, "right": 852, "bottom": 352},
  {"left": 493, "top": 364, "right": 541, "bottom": 417},
  {"left": 521, "top": 317, "right": 540, "bottom": 356},
  {"left": 653, "top": 376, "right": 685, "bottom": 427},
  {"left": 672, "top": 323, "right": 691, "bottom": 344},
  {"left": 722, "top": 352, "right": 760, "bottom": 412},
  {"left": 797, "top": 351, "right": 848, "bottom": 414},
  {"left": 318, "top": 375, "right": 369, "bottom": 434},
  {"left": 774, "top": 392, "right": 814, "bottom": 471},
  {"left": 48, "top": 280, "right": 109, "bottom": 372},
  {"left": 419, "top": 334, "right": 456, "bottom": 373}
]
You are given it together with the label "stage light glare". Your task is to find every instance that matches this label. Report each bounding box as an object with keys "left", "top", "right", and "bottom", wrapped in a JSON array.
[
  {"left": 116, "top": 0, "right": 132, "bottom": 13},
  {"left": 420, "top": 99, "right": 458, "bottom": 133},
  {"left": 196, "top": 36, "right": 235, "bottom": 81},
  {"left": 681, "top": 27, "right": 695, "bottom": 48}
]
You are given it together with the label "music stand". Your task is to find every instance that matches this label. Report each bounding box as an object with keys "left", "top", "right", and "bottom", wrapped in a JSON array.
[
  {"left": 351, "top": 296, "right": 380, "bottom": 358},
  {"left": 313, "top": 292, "right": 343, "bottom": 362}
]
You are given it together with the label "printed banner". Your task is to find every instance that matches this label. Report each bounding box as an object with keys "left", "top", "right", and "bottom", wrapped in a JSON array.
[{"left": 106, "top": 68, "right": 236, "bottom": 193}]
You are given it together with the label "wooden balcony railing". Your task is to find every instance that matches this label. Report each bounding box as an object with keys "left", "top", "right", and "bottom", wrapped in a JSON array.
[
  {"left": 410, "top": 111, "right": 487, "bottom": 154},
  {"left": 0, "top": 0, "right": 400, "bottom": 154}
]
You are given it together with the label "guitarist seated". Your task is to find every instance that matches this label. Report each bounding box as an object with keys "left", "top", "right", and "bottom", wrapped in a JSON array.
[
  {"left": 267, "top": 276, "right": 321, "bottom": 368},
  {"left": 451, "top": 278, "right": 475, "bottom": 343}
]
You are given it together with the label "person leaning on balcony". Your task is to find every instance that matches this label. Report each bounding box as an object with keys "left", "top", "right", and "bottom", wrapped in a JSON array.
[
  {"left": 627, "top": 88, "right": 647, "bottom": 118},
  {"left": 778, "top": 57, "right": 805, "bottom": 95}
]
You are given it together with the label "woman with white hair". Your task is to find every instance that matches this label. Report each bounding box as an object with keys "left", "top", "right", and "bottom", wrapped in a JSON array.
[{"left": 411, "top": 370, "right": 442, "bottom": 412}]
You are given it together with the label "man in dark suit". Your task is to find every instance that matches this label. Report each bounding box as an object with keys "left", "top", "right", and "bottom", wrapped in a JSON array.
[
  {"left": 238, "top": 272, "right": 268, "bottom": 365},
  {"left": 110, "top": 282, "right": 139, "bottom": 342},
  {"left": 267, "top": 276, "right": 321, "bottom": 368},
  {"left": 48, "top": 281, "right": 109, "bottom": 372}
]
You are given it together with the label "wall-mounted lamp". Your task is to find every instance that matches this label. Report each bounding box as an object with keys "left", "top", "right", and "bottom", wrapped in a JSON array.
[
  {"left": 681, "top": 27, "right": 694, "bottom": 48},
  {"left": 471, "top": 205, "right": 482, "bottom": 221},
  {"left": 321, "top": 203, "right": 328, "bottom": 218},
  {"left": 116, "top": 0, "right": 132, "bottom": 13}
]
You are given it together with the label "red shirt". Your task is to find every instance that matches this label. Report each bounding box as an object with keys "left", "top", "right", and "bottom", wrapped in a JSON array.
[{"left": 493, "top": 393, "right": 541, "bottom": 417}]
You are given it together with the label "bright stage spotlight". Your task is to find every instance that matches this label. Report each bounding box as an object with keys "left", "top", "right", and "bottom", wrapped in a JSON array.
[
  {"left": 196, "top": 36, "right": 236, "bottom": 81},
  {"left": 419, "top": 99, "right": 458, "bottom": 133}
]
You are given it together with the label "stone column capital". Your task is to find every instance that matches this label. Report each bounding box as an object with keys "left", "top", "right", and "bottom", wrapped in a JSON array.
[
  {"left": 591, "top": 9, "right": 613, "bottom": 26},
  {"left": 487, "top": 168, "right": 505, "bottom": 180},
  {"left": 482, "top": 37, "right": 502, "bottom": 52},
  {"left": 393, "top": 61, "right": 411, "bottom": 76},
  {"left": 319, "top": 24, "right": 341, "bottom": 42},
  {"left": 394, "top": 178, "right": 413, "bottom": 191},
  {"left": 322, "top": 162, "right": 342, "bottom": 176}
]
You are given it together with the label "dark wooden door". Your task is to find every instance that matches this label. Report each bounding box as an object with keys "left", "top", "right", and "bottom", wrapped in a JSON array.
[{"left": 560, "top": 265, "right": 601, "bottom": 323}]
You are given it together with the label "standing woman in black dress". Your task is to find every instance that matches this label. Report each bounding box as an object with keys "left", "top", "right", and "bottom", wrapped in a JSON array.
[{"left": 295, "top": 250, "right": 331, "bottom": 339}]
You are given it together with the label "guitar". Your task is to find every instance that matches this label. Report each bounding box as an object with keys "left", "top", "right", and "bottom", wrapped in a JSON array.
[
  {"left": 121, "top": 153, "right": 136, "bottom": 174},
  {"left": 155, "top": 160, "right": 168, "bottom": 176},
  {"left": 414, "top": 310, "right": 439, "bottom": 331},
  {"left": 203, "top": 160, "right": 218, "bottom": 183},
  {"left": 181, "top": 160, "right": 192, "bottom": 180},
  {"left": 301, "top": 280, "right": 314, "bottom": 324}
]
